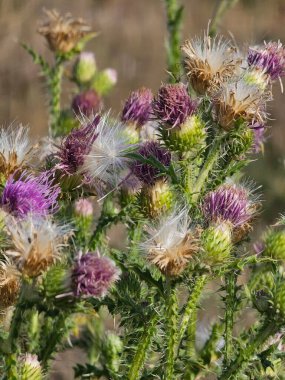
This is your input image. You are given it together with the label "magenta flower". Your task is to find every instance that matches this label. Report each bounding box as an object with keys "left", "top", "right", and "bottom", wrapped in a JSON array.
[
  {"left": 57, "top": 115, "right": 99, "bottom": 174},
  {"left": 248, "top": 41, "right": 285, "bottom": 80},
  {"left": 1, "top": 171, "right": 60, "bottom": 218},
  {"left": 72, "top": 252, "right": 120, "bottom": 298},
  {"left": 72, "top": 89, "right": 102, "bottom": 116},
  {"left": 153, "top": 83, "right": 197, "bottom": 128},
  {"left": 131, "top": 141, "right": 171, "bottom": 185},
  {"left": 121, "top": 87, "right": 153, "bottom": 127},
  {"left": 202, "top": 185, "right": 254, "bottom": 227}
]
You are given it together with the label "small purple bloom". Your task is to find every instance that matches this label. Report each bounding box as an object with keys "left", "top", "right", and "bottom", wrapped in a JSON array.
[
  {"left": 121, "top": 87, "right": 153, "bottom": 127},
  {"left": 203, "top": 185, "right": 253, "bottom": 227},
  {"left": 1, "top": 171, "right": 60, "bottom": 218},
  {"left": 72, "top": 89, "right": 102, "bottom": 116},
  {"left": 153, "top": 83, "right": 197, "bottom": 128},
  {"left": 131, "top": 141, "right": 171, "bottom": 186},
  {"left": 74, "top": 198, "right": 93, "bottom": 217},
  {"left": 250, "top": 121, "right": 266, "bottom": 154},
  {"left": 248, "top": 41, "right": 285, "bottom": 80},
  {"left": 58, "top": 116, "right": 100, "bottom": 174},
  {"left": 72, "top": 252, "right": 120, "bottom": 298}
]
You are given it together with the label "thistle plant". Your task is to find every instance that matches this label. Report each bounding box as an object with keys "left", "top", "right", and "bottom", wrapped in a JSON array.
[{"left": 1, "top": 3, "right": 285, "bottom": 380}]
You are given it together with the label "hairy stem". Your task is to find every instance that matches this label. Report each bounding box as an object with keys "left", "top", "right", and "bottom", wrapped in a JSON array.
[
  {"left": 219, "top": 321, "right": 279, "bottom": 380},
  {"left": 164, "top": 0, "right": 183, "bottom": 81},
  {"left": 223, "top": 270, "right": 239, "bottom": 367},
  {"left": 48, "top": 56, "right": 63, "bottom": 137},
  {"left": 177, "top": 275, "right": 207, "bottom": 353},
  {"left": 209, "top": 0, "right": 239, "bottom": 37},
  {"left": 165, "top": 281, "right": 178, "bottom": 380},
  {"left": 127, "top": 314, "right": 158, "bottom": 380}
]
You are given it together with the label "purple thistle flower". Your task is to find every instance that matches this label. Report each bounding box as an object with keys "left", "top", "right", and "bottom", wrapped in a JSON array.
[
  {"left": 72, "top": 252, "right": 120, "bottom": 298},
  {"left": 57, "top": 115, "right": 100, "bottom": 174},
  {"left": 72, "top": 89, "right": 102, "bottom": 116},
  {"left": 202, "top": 185, "right": 253, "bottom": 227},
  {"left": 248, "top": 41, "right": 285, "bottom": 80},
  {"left": 153, "top": 83, "right": 198, "bottom": 128},
  {"left": 250, "top": 121, "right": 266, "bottom": 154},
  {"left": 1, "top": 171, "right": 60, "bottom": 218},
  {"left": 121, "top": 87, "right": 153, "bottom": 127},
  {"left": 131, "top": 141, "right": 171, "bottom": 186}
]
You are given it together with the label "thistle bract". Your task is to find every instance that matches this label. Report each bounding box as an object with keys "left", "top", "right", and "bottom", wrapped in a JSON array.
[{"left": 72, "top": 252, "right": 120, "bottom": 298}]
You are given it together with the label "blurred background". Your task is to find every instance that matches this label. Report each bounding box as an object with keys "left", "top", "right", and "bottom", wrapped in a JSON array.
[{"left": 0, "top": 0, "right": 285, "bottom": 377}]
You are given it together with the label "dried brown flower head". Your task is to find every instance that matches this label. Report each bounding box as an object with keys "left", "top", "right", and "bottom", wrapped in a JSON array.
[
  {"left": 0, "top": 259, "right": 20, "bottom": 308},
  {"left": 38, "top": 9, "right": 92, "bottom": 54},
  {"left": 182, "top": 34, "right": 240, "bottom": 95}
]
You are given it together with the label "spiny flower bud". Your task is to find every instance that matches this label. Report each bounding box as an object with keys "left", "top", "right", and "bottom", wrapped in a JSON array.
[
  {"left": 91, "top": 68, "right": 118, "bottom": 95},
  {"left": 201, "top": 222, "right": 232, "bottom": 264},
  {"left": 252, "top": 289, "right": 271, "bottom": 313},
  {"left": 263, "top": 230, "right": 285, "bottom": 260},
  {"left": 121, "top": 87, "right": 153, "bottom": 128},
  {"left": 140, "top": 180, "right": 173, "bottom": 218},
  {"left": 142, "top": 209, "right": 198, "bottom": 276},
  {"left": 72, "top": 89, "right": 102, "bottom": 117},
  {"left": 274, "top": 280, "right": 285, "bottom": 317},
  {"left": 72, "top": 252, "right": 120, "bottom": 298},
  {"left": 74, "top": 52, "right": 97, "bottom": 84},
  {"left": 20, "top": 354, "right": 42, "bottom": 380},
  {"left": 248, "top": 41, "right": 285, "bottom": 82},
  {"left": 182, "top": 33, "right": 240, "bottom": 94},
  {"left": 153, "top": 83, "right": 197, "bottom": 128},
  {"left": 1, "top": 171, "right": 60, "bottom": 218},
  {"left": 131, "top": 141, "right": 171, "bottom": 186},
  {"left": 38, "top": 9, "right": 92, "bottom": 54},
  {"left": 212, "top": 79, "right": 267, "bottom": 131},
  {"left": 104, "top": 333, "right": 123, "bottom": 373},
  {"left": 74, "top": 198, "right": 93, "bottom": 217},
  {"left": 57, "top": 115, "right": 99, "bottom": 175},
  {"left": 0, "top": 259, "right": 20, "bottom": 308}
]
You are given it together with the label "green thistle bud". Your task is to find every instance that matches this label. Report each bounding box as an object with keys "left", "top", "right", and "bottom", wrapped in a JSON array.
[
  {"left": 41, "top": 264, "right": 69, "bottom": 300},
  {"left": 263, "top": 230, "right": 285, "bottom": 260},
  {"left": 201, "top": 222, "right": 232, "bottom": 264},
  {"left": 74, "top": 52, "right": 97, "bottom": 84},
  {"left": 140, "top": 181, "right": 174, "bottom": 218},
  {"left": 225, "top": 125, "right": 254, "bottom": 159},
  {"left": 274, "top": 281, "right": 285, "bottom": 317},
  {"left": 252, "top": 289, "right": 271, "bottom": 313},
  {"left": 104, "top": 332, "right": 123, "bottom": 373},
  {"left": 91, "top": 68, "right": 117, "bottom": 96},
  {"left": 161, "top": 115, "right": 206, "bottom": 154},
  {"left": 20, "top": 354, "right": 42, "bottom": 380}
]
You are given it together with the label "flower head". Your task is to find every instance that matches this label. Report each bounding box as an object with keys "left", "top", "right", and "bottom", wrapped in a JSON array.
[
  {"left": 38, "top": 9, "right": 92, "bottom": 53},
  {"left": 0, "top": 125, "right": 34, "bottom": 178},
  {"left": 202, "top": 184, "right": 256, "bottom": 227},
  {"left": 74, "top": 52, "right": 97, "bottom": 83},
  {"left": 131, "top": 141, "right": 171, "bottom": 186},
  {"left": 57, "top": 115, "right": 99, "bottom": 174},
  {"left": 250, "top": 121, "right": 266, "bottom": 153},
  {"left": 212, "top": 79, "right": 268, "bottom": 130},
  {"left": 6, "top": 216, "right": 71, "bottom": 277},
  {"left": 20, "top": 354, "right": 42, "bottom": 380},
  {"left": 1, "top": 172, "right": 60, "bottom": 218},
  {"left": 153, "top": 83, "right": 197, "bottom": 128},
  {"left": 0, "top": 258, "right": 20, "bottom": 308},
  {"left": 72, "top": 251, "right": 120, "bottom": 298},
  {"left": 142, "top": 209, "right": 198, "bottom": 276},
  {"left": 248, "top": 41, "right": 285, "bottom": 81},
  {"left": 72, "top": 89, "right": 102, "bottom": 117},
  {"left": 82, "top": 114, "right": 133, "bottom": 187},
  {"left": 182, "top": 33, "right": 240, "bottom": 94},
  {"left": 121, "top": 87, "right": 153, "bottom": 127},
  {"left": 74, "top": 198, "right": 93, "bottom": 217}
]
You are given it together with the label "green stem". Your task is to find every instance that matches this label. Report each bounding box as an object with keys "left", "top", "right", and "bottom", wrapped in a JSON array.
[
  {"left": 127, "top": 314, "right": 158, "bottom": 380},
  {"left": 219, "top": 321, "right": 279, "bottom": 380},
  {"left": 164, "top": 0, "right": 183, "bottom": 81},
  {"left": 192, "top": 137, "right": 223, "bottom": 202},
  {"left": 48, "top": 56, "right": 63, "bottom": 137},
  {"left": 209, "top": 0, "right": 239, "bottom": 37},
  {"left": 177, "top": 275, "right": 207, "bottom": 353},
  {"left": 165, "top": 281, "right": 178, "bottom": 380},
  {"left": 223, "top": 270, "right": 238, "bottom": 367}
]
